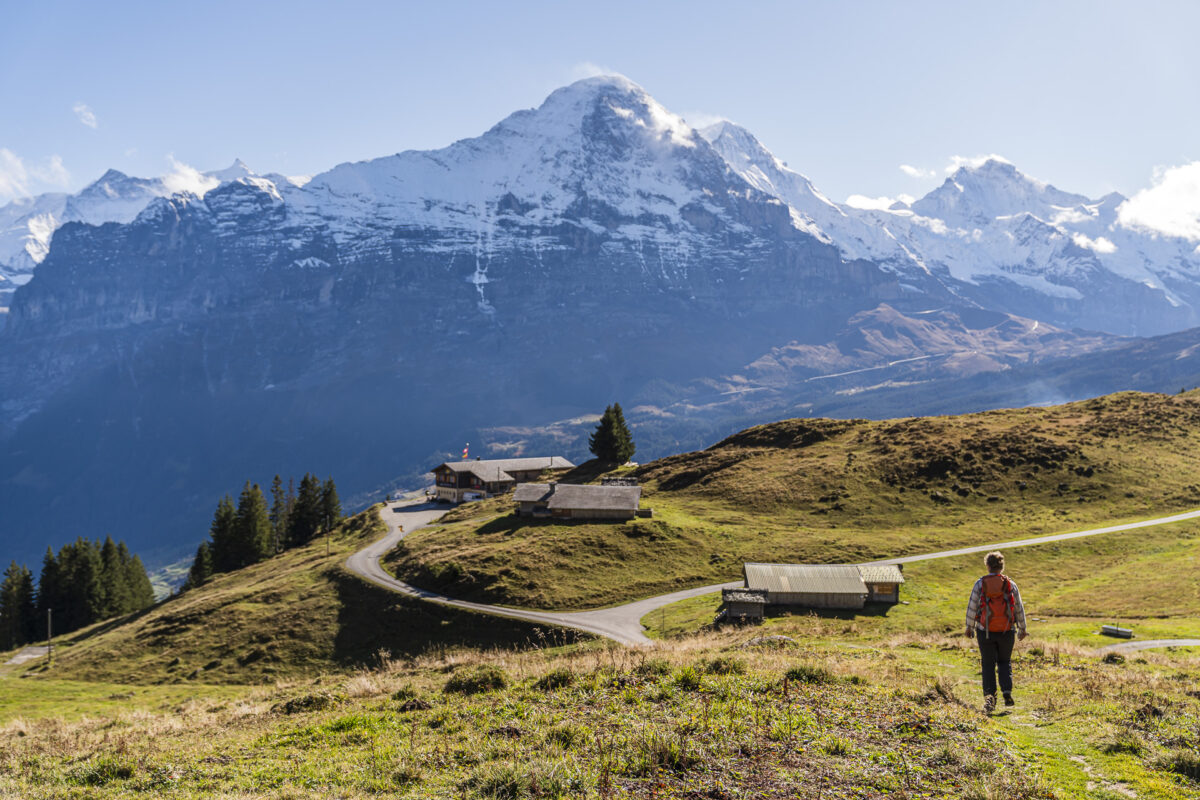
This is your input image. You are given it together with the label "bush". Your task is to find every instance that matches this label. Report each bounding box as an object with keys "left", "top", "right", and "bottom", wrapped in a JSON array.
[
  {"left": 534, "top": 668, "right": 575, "bottom": 691},
  {"left": 445, "top": 664, "right": 508, "bottom": 695},
  {"left": 702, "top": 656, "right": 745, "bottom": 675},
  {"left": 69, "top": 756, "right": 137, "bottom": 786},
  {"left": 636, "top": 657, "right": 672, "bottom": 677},
  {"left": 272, "top": 690, "right": 345, "bottom": 714},
  {"left": 672, "top": 666, "right": 703, "bottom": 691},
  {"left": 785, "top": 664, "right": 836, "bottom": 685}
]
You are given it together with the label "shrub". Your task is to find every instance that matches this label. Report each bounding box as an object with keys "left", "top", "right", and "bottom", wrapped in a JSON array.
[
  {"left": 702, "top": 656, "right": 745, "bottom": 675},
  {"left": 272, "top": 690, "right": 345, "bottom": 714},
  {"left": 785, "top": 664, "right": 836, "bottom": 685},
  {"left": 1102, "top": 652, "right": 1126, "bottom": 665},
  {"left": 69, "top": 756, "right": 137, "bottom": 786},
  {"left": 445, "top": 664, "right": 508, "bottom": 695},
  {"left": 534, "top": 668, "right": 575, "bottom": 691},
  {"left": 672, "top": 666, "right": 703, "bottom": 691},
  {"left": 636, "top": 658, "right": 672, "bottom": 677}
]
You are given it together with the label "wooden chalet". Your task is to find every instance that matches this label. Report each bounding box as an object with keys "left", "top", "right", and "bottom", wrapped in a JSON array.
[
  {"left": 742, "top": 562, "right": 905, "bottom": 610},
  {"left": 432, "top": 456, "right": 574, "bottom": 503},
  {"left": 513, "top": 482, "right": 642, "bottom": 520}
]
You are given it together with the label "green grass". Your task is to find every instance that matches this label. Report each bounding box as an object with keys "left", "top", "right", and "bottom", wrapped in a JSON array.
[
  {"left": 15, "top": 507, "right": 583, "bottom": 685},
  {"left": 388, "top": 391, "right": 1200, "bottom": 610}
]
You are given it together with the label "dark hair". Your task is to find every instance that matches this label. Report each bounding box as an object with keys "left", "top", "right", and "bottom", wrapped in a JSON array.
[{"left": 985, "top": 551, "right": 1004, "bottom": 572}]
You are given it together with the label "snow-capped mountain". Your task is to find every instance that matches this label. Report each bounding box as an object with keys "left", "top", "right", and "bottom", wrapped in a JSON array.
[
  {"left": 707, "top": 123, "right": 1200, "bottom": 335},
  {"left": 0, "top": 160, "right": 260, "bottom": 302},
  {"left": 0, "top": 74, "right": 1196, "bottom": 569}
]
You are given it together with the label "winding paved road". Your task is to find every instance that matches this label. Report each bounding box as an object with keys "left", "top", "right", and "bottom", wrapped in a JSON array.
[{"left": 346, "top": 500, "right": 1200, "bottom": 647}]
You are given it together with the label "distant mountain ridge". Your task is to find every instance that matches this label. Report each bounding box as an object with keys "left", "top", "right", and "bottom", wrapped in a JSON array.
[{"left": 1, "top": 75, "right": 1198, "bottom": 571}]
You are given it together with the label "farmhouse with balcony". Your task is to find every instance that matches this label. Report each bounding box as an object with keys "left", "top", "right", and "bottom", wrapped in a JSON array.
[
  {"left": 432, "top": 456, "right": 574, "bottom": 503},
  {"left": 513, "top": 482, "right": 642, "bottom": 520},
  {"left": 741, "top": 562, "right": 905, "bottom": 610}
]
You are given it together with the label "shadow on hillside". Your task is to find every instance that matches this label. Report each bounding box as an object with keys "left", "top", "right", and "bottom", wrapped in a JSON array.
[
  {"left": 330, "top": 571, "right": 584, "bottom": 666},
  {"left": 54, "top": 602, "right": 162, "bottom": 647}
]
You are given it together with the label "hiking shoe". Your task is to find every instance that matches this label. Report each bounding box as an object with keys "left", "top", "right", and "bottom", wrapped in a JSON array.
[
  {"left": 1003, "top": 693, "right": 1015, "bottom": 707},
  {"left": 983, "top": 695, "right": 996, "bottom": 714}
]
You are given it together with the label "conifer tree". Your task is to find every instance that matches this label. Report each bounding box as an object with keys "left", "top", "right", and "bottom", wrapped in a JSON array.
[
  {"left": 320, "top": 476, "right": 342, "bottom": 533},
  {"left": 57, "top": 538, "right": 104, "bottom": 632},
  {"left": 233, "top": 482, "right": 273, "bottom": 567},
  {"left": 288, "top": 473, "right": 323, "bottom": 547},
  {"left": 208, "top": 494, "right": 238, "bottom": 573},
  {"left": 589, "top": 403, "right": 636, "bottom": 464},
  {"left": 36, "top": 547, "right": 60, "bottom": 628},
  {"left": 125, "top": 553, "right": 156, "bottom": 609},
  {"left": 269, "top": 474, "right": 288, "bottom": 554},
  {"left": 99, "top": 536, "right": 133, "bottom": 617},
  {"left": 184, "top": 541, "right": 213, "bottom": 591},
  {"left": 0, "top": 562, "right": 36, "bottom": 650}
]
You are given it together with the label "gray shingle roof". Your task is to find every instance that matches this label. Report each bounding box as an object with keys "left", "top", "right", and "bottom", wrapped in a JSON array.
[
  {"left": 743, "top": 563, "right": 867, "bottom": 595},
  {"left": 858, "top": 564, "right": 905, "bottom": 585},
  {"left": 437, "top": 456, "right": 575, "bottom": 483},
  {"left": 513, "top": 483, "right": 641, "bottom": 511}
]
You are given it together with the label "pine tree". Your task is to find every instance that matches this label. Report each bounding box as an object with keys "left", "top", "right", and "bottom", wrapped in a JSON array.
[
  {"left": 36, "top": 547, "right": 59, "bottom": 630},
  {"left": 320, "top": 476, "right": 342, "bottom": 533},
  {"left": 589, "top": 403, "right": 636, "bottom": 464},
  {"left": 184, "top": 541, "right": 214, "bottom": 591},
  {"left": 288, "top": 473, "right": 323, "bottom": 547},
  {"left": 57, "top": 538, "right": 104, "bottom": 632},
  {"left": 233, "top": 482, "right": 273, "bottom": 567},
  {"left": 99, "top": 536, "right": 133, "bottom": 617},
  {"left": 125, "top": 553, "right": 156, "bottom": 609},
  {"left": 269, "top": 474, "right": 288, "bottom": 554},
  {"left": 208, "top": 495, "right": 238, "bottom": 573},
  {"left": 0, "top": 561, "right": 36, "bottom": 650}
]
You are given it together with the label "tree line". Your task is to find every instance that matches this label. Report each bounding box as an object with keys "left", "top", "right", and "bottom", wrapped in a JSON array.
[
  {"left": 1, "top": 537, "right": 155, "bottom": 650},
  {"left": 183, "top": 473, "right": 341, "bottom": 590}
]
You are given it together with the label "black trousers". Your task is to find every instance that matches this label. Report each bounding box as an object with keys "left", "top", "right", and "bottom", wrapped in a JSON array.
[{"left": 976, "top": 629, "right": 1015, "bottom": 696}]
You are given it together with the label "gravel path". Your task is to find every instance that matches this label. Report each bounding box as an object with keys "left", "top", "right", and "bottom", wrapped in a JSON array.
[{"left": 347, "top": 500, "right": 1200, "bottom": 647}]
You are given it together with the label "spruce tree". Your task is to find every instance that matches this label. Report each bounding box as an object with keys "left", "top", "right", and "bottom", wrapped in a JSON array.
[
  {"left": 57, "top": 538, "right": 104, "bottom": 632},
  {"left": 233, "top": 482, "right": 273, "bottom": 567},
  {"left": 184, "top": 541, "right": 214, "bottom": 590},
  {"left": 208, "top": 495, "right": 238, "bottom": 573},
  {"left": 99, "top": 536, "right": 133, "bottom": 617},
  {"left": 125, "top": 553, "right": 156, "bottom": 609},
  {"left": 269, "top": 474, "right": 288, "bottom": 554},
  {"left": 288, "top": 473, "right": 323, "bottom": 547},
  {"left": 589, "top": 403, "right": 636, "bottom": 464},
  {"left": 36, "top": 547, "right": 59, "bottom": 632},
  {"left": 0, "top": 562, "right": 35, "bottom": 650},
  {"left": 320, "top": 476, "right": 342, "bottom": 533}
]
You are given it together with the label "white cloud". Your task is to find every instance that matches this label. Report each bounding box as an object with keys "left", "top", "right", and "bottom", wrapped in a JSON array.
[
  {"left": 846, "top": 194, "right": 901, "bottom": 211},
  {"left": 899, "top": 164, "right": 937, "bottom": 178},
  {"left": 1071, "top": 232, "right": 1117, "bottom": 254},
  {"left": 1117, "top": 161, "right": 1200, "bottom": 241},
  {"left": 0, "top": 149, "right": 71, "bottom": 202},
  {"left": 945, "top": 154, "right": 1011, "bottom": 173},
  {"left": 162, "top": 155, "right": 219, "bottom": 196},
  {"left": 570, "top": 61, "right": 619, "bottom": 81},
  {"left": 73, "top": 102, "right": 98, "bottom": 129},
  {"left": 681, "top": 111, "right": 730, "bottom": 130}
]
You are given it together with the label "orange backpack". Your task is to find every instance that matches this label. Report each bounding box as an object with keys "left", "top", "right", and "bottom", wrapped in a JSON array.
[{"left": 977, "top": 574, "right": 1015, "bottom": 634}]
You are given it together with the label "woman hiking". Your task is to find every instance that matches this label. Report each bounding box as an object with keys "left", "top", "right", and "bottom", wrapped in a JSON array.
[{"left": 965, "top": 550, "right": 1027, "bottom": 713}]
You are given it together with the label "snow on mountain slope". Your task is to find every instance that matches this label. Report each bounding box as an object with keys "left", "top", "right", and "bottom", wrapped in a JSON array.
[{"left": 0, "top": 160, "right": 261, "bottom": 283}]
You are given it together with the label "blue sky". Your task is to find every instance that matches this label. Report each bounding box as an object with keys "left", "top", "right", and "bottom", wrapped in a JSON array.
[{"left": 3, "top": 1, "right": 1200, "bottom": 207}]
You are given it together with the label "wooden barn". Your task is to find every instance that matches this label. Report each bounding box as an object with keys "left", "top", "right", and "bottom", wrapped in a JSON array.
[
  {"left": 858, "top": 564, "right": 905, "bottom": 603},
  {"left": 513, "top": 482, "right": 642, "bottom": 520},
  {"left": 743, "top": 563, "right": 869, "bottom": 610},
  {"left": 431, "top": 456, "right": 574, "bottom": 503},
  {"left": 718, "top": 587, "right": 768, "bottom": 622}
]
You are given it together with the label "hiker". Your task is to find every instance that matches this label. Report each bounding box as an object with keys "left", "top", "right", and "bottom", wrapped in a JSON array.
[{"left": 964, "top": 550, "right": 1027, "bottom": 713}]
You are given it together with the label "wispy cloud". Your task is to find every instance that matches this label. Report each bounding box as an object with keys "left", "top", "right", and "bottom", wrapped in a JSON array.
[
  {"left": 899, "top": 164, "right": 937, "bottom": 179},
  {"left": 570, "top": 61, "right": 619, "bottom": 81},
  {"left": 846, "top": 194, "right": 908, "bottom": 211},
  {"left": 73, "top": 102, "right": 98, "bottom": 129},
  {"left": 0, "top": 149, "right": 71, "bottom": 202},
  {"left": 162, "top": 155, "right": 219, "bottom": 196},
  {"left": 1118, "top": 161, "right": 1200, "bottom": 241}
]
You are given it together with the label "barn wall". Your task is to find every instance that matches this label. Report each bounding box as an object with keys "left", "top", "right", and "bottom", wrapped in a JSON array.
[{"left": 768, "top": 592, "right": 866, "bottom": 610}]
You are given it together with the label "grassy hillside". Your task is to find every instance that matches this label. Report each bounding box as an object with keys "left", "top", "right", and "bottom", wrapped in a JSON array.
[
  {"left": 387, "top": 391, "right": 1200, "bottom": 609},
  {"left": 18, "top": 508, "right": 580, "bottom": 685},
  {"left": 5, "top": 629, "right": 1200, "bottom": 798}
]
